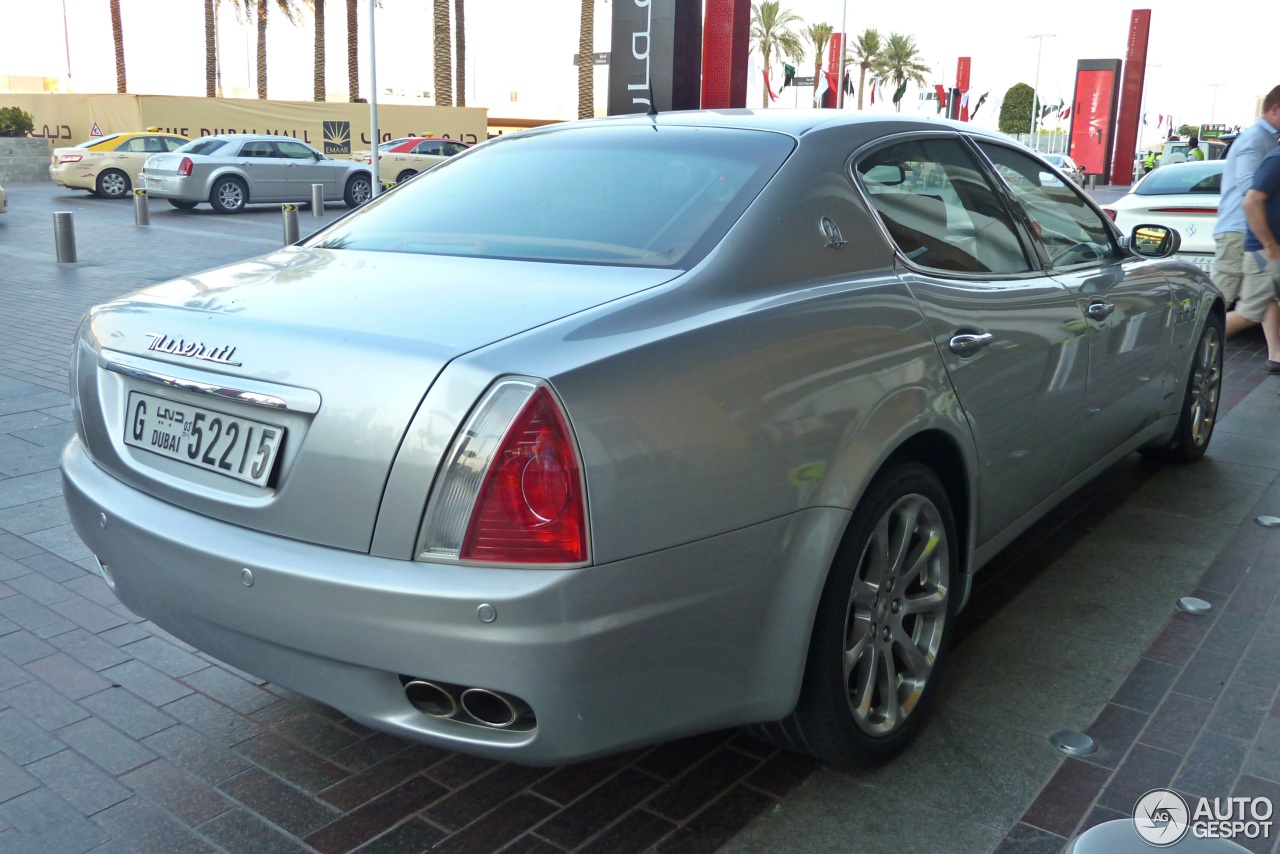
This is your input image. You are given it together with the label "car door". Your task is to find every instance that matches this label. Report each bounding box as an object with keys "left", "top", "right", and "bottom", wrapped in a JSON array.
[
  {"left": 235, "top": 139, "right": 289, "bottom": 201},
  {"left": 110, "top": 136, "right": 155, "bottom": 180},
  {"left": 855, "top": 135, "right": 1089, "bottom": 544},
  {"left": 275, "top": 139, "right": 338, "bottom": 198},
  {"left": 976, "top": 142, "right": 1174, "bottom": 476}
]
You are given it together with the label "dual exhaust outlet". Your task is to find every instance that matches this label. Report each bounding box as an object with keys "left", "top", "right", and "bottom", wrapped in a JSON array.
[{"left": 403, "top": 678, "right": 535, "bottom": 731}]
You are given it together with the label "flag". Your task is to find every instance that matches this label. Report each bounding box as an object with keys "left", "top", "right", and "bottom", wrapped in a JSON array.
[
  {"left": 1058, "top": 104, "right": 1071, "bottom": 121},
  {"left": 892, "top": 80, "right": 908, "bottom": 108},
  {"left": 782, "top": 63, "right": 795, "bottom": 90},
  {"left": 1142, "top": 113, "right": 1148, "bottom": 126},
  {"left": 1157, "top": 113, "right": 1164, "bottom": 127},
  {"left": 813, "top": 71, "right": 829, "bottom": 106},
  {"left": 970, "top": 91, "right": 989, "bottom": 118},
  {"left": 869, "top": 78, "right": 878, "bottom": 105},
  {"left": 763, "top": 69, "right": 778, "bottom": 102},
  {"left": 959, "top": 90, "right": 970, "bottom": 122},
  {"left": 934, "top": 84, "right": 948, "bottom": 113},
  {"left": 844, "top": 70, "right": 855, "bottom": 96}
]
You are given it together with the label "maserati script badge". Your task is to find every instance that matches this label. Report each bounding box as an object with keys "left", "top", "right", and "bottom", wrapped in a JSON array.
[{"left": 144, "top": 333, "right": 243, "bottom": 367}]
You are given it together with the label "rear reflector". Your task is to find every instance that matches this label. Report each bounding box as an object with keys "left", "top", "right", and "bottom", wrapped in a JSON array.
[
  {"left": 418, "top": 379, "right": 589, "bottom": 566},
  {"left": 1148, "top": 207, "right": 1218, "bottom": 214}
]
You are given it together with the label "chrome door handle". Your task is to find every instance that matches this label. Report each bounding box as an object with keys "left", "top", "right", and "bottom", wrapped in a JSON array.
[
  {"left": 949, "top": 332, "right": 994, "bottom": 357},
  {"left": 1086, "top": 301, "right": 1115, "bottom": 320}
]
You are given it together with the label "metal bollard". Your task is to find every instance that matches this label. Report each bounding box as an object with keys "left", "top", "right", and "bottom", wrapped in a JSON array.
[
  {"left": 1088, "top": 174, "right": 1097, "bottom": 190},
  {"left": 53, "top": 211, "right": 77, "bottom": 263},
  {"left": 281, "top": 204, "right": 300, "bottom": 245},
  {"left": 133, "top": 187, "right": 150, "bottom": 226},
  {"left": 311, "top": 183, "right": 324, "bottom": 217}
]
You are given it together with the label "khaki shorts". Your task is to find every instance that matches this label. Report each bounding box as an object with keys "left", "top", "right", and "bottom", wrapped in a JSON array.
[
  {"left": 1212, "top": 231, "right": 1245, "bottom": 306},
  {"left": 1236, "top": 250, "right": 1280, "bottom": 323}
]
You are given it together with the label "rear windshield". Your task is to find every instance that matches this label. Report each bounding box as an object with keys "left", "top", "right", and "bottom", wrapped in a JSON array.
[
  {"left": 306, "top": 125, "right": 795, "bottom": 268},
  {"left": 177, "top": 138, "right": 230, "bottom": 156},
  {"left": 76, "top": 135, "right": 119, "bottom": 148},
  {"left": 1135, "top": 163, "right": 1222, "bottom": 195}
]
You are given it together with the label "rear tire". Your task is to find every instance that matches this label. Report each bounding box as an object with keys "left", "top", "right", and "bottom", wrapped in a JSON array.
[
  {"left": 1140, "top": 312, "right": 1223, "bottom": 463},
  {"left": 396, "top": 170, "right": 417, "bottom": 184},
  {"left": 344, "top": 174, "right": 372, "bottom": 207},
  {"left": 209, "top": 177, "right": 247, "bottom": 214},
  {"left": 759, "top": 461, "right": 957, "bottom": 768},
  {"left": 167, "top": 199, "right": 198, "bottom": 210},
  {"left": 95, "top": 169, "right": 130, "bottom": 199}
]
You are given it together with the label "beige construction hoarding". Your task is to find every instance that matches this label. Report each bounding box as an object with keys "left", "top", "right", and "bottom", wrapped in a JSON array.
[{"left": 6, "top": 94, "right": 486, "bottom": 153}]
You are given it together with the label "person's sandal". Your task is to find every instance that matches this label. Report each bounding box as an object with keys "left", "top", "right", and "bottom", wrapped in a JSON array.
[{"left": 1268, "top": 360, "right": 1280, "bottom": 374}]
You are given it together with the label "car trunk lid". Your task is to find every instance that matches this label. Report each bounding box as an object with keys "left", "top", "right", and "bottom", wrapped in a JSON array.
[{"left": 76, "top": 248, "right": 678, "bottom": 553}]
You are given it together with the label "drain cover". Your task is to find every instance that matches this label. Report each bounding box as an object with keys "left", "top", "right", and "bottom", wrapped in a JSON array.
[
  {"left": 1049, "top": 730, "right": 1096, "bottom": 756},
  {"left": 1177, "top": 597, "right": 1212, "bottom": 614},
  {"left": 1256, "top": 516, "right": 1280, "bottom": 528}
]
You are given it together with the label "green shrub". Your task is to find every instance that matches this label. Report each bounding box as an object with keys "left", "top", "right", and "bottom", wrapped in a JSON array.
[{"left": 0, "top": 107, "right": 35, "bottom": 138}]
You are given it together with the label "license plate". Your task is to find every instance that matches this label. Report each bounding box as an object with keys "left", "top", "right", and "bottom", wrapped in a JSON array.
[
  {"left": 124, "top": 391, "right": 285, "bottom": 487},
  {"left": 1173, "top": 253, "right": 1213, "bottom": 273}
]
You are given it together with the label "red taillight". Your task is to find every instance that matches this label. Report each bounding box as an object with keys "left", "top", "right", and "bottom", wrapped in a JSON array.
[
  {"left": 460, "top": 387, "right": 587, "bottom": 564},
  {"left": 59, "top": 154, "right": 82, "bottom": 163},
  {"left": 1102, "top": 208, "right": 1116, "bottom": 222},
  {"left": 177, "top": 157, "right": 193, "bottom": 177},
  {"left": 1149, "top": 207, "right": 1218, "bottom": 214}
]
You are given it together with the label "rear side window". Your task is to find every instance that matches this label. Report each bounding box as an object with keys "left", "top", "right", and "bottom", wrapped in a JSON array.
[
  {"left": 856, "top": 137, "right": 1031, "bottom": 275},
  {"left": 309, "top": 125, "right": 794, "bottom": 268},
  {"left": 178, "top": 139, "right": 229, "bottom": 156},
  {"left": 1135, "top": 164, "right": 1223, "bottom": 195},
  {"left": 162, "top": 136, "right": 187, "bottom": 151}
]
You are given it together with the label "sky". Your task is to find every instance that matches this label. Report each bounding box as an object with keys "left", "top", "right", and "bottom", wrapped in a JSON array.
[{"left": 0, "top": 0, "right": 1272, "bottom": 146}]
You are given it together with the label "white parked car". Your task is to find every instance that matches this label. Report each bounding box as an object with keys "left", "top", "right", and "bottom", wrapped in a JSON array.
[{"left": 1103, "top": 160, "right": 1222, "bottom": 273}]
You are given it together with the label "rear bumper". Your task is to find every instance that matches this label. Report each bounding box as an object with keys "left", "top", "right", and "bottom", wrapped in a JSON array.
[
  {"left": 62, "top": 437, "right": 839, "bottom": 764},
  {"left": 139, "top": 175, "right": 202, "bottom": 201}
]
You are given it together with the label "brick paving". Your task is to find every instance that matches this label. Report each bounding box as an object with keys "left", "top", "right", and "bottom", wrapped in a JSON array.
[{"left": 2, "top": 180, "right": 1278, "bottom": 853}]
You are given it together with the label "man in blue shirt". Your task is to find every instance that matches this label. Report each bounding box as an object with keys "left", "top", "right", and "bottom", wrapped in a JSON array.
[
  {"left": 1219, "top": 86, "right": 1280, "bottom": 366},
  {"left": 1242, "top": 146, "right": 1280, "bottom": 370}
]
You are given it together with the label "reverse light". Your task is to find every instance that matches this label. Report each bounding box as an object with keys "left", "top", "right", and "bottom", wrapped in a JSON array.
[
  {"left": 177, "top": 157, "right": 194, "bottom": 177},
  {"left": 59, "top": 154, "right": 83, "bottom": 164},
  {"left": 418, "top": 379, "right": 589, "bottom": 566}
]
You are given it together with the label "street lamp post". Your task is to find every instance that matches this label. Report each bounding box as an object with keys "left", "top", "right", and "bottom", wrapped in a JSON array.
[
  {"left": 837, "top": 0, "right": 848, "bottom": 109},
  {"left": 1029, "top": 33, "right": 1056, "bottom": 152},
  {"left": 1208, "top": 83, "right": 1226, "bottom": 124}
]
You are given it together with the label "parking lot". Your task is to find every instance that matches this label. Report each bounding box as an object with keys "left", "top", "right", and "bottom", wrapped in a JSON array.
[{"left": 2, "top": 180, "right": 1280, "bottom": 853}]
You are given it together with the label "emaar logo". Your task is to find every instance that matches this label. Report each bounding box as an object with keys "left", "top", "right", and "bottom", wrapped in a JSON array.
[{"left": 323, "top": 121, "right": 351, "bottom": 155}]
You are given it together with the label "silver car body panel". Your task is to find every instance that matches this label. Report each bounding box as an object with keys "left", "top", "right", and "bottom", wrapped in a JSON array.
[{"left": 63, "top": 110, "right": 1221, "bottom": 763}]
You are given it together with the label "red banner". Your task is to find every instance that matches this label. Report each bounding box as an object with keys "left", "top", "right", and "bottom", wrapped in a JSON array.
[
  {"left": 956, "top": 57, "right": 971, "bottom": 93},
  {"left": 1111, "top": 9, "right": 1151, "bottom": 184},
  {"left": 1069, "top": 61, "right": 1121, "bottom": 177},
  {"left": 700, "top": 0, "right": 750, "bottom": 108}
]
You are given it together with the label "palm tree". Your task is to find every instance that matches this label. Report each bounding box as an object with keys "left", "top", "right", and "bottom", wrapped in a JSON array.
[
  {"left": 347, "top": 0, "right": 359, "bottom": 101},
  {"left": 874, "top": 32, "right": 929, "bottom": 113},
  {"left": 110, "top": 0, "right": 126, "bottom": 93},
  {"left": 852, "top": 29, "right": 883, "bottom": 110},
  {"left": 578, "top": 0, "right": 594, "bottom": 118},
  {"left": 204, "top": 0, "right": 218, "bottom": 97},
  {"left": 313, "top": 0, "right": 326, "bottom": 101},
  {"left": 454, "top": 0, "right": 466, "bottom": 107},
  {"left": 804, "top": 23, "right": 833, "bottom": 100},
  {"left": 750, "top": 1, "right": 804, "bottom": 109},
  {"left": 433, "top": 0, "right": 453, "bottom": 106},
  {"left": 236, "top": 0, "right": 304, "bottom": 100}
]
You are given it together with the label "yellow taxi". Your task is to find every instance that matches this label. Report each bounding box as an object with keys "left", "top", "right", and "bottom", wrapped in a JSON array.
[{"left": 50, "top": 131, "right": 189, "bottom": 199}]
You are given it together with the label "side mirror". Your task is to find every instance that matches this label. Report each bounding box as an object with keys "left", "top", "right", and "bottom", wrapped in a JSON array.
[{"left": 1127, "top": 224, "right": 1182, "bottom": 258}]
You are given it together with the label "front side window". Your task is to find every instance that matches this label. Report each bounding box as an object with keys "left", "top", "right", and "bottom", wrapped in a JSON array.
[
  {"left": 276, "top": 140, "right": 318, "bottom": 160},
  {"left": 307, "top": 125, "right": 794, "bottom": 268},
  {"left": 978, "top": 143, "right": 1120, "bottom": 270},
  {"left": 856, "top": 137, "right": 1031, "bottom": 275}
]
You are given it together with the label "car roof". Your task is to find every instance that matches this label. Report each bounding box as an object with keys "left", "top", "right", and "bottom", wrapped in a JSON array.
[
  {"left": 200, "top": 134, "right": 315, "bottom": 143},
  {"left": 514, "top": 108, "right": 1017, "bottom": 147}
]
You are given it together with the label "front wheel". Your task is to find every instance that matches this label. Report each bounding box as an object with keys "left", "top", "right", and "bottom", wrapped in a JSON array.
[
  {"left": 344, "top": 174, "right": 372, "bottom": 207},
  {"left": 96, "top": 169, "right": 130, "bottom": 199},
  {"left": 1140, "top": 313, "right": 1223, "bottom": 462},
  {"left": 760, "top": 461, "right": 957, "bottom": 768}
]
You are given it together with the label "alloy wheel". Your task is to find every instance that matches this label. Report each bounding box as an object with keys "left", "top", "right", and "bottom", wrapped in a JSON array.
[
  {"left": 1189, "top": 323, "right": 1221, "bottom": 448},
  {"left": 843, "top": 493, "right": 949, "bottom": 736}
]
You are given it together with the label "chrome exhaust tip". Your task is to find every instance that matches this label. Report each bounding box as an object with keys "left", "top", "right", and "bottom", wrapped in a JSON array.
[
  {"left": 460, "top": 688, "right": 524, "bottom": 729},
  {"left": 403, "top": 680, "right": 458, "bottom": 719}
]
